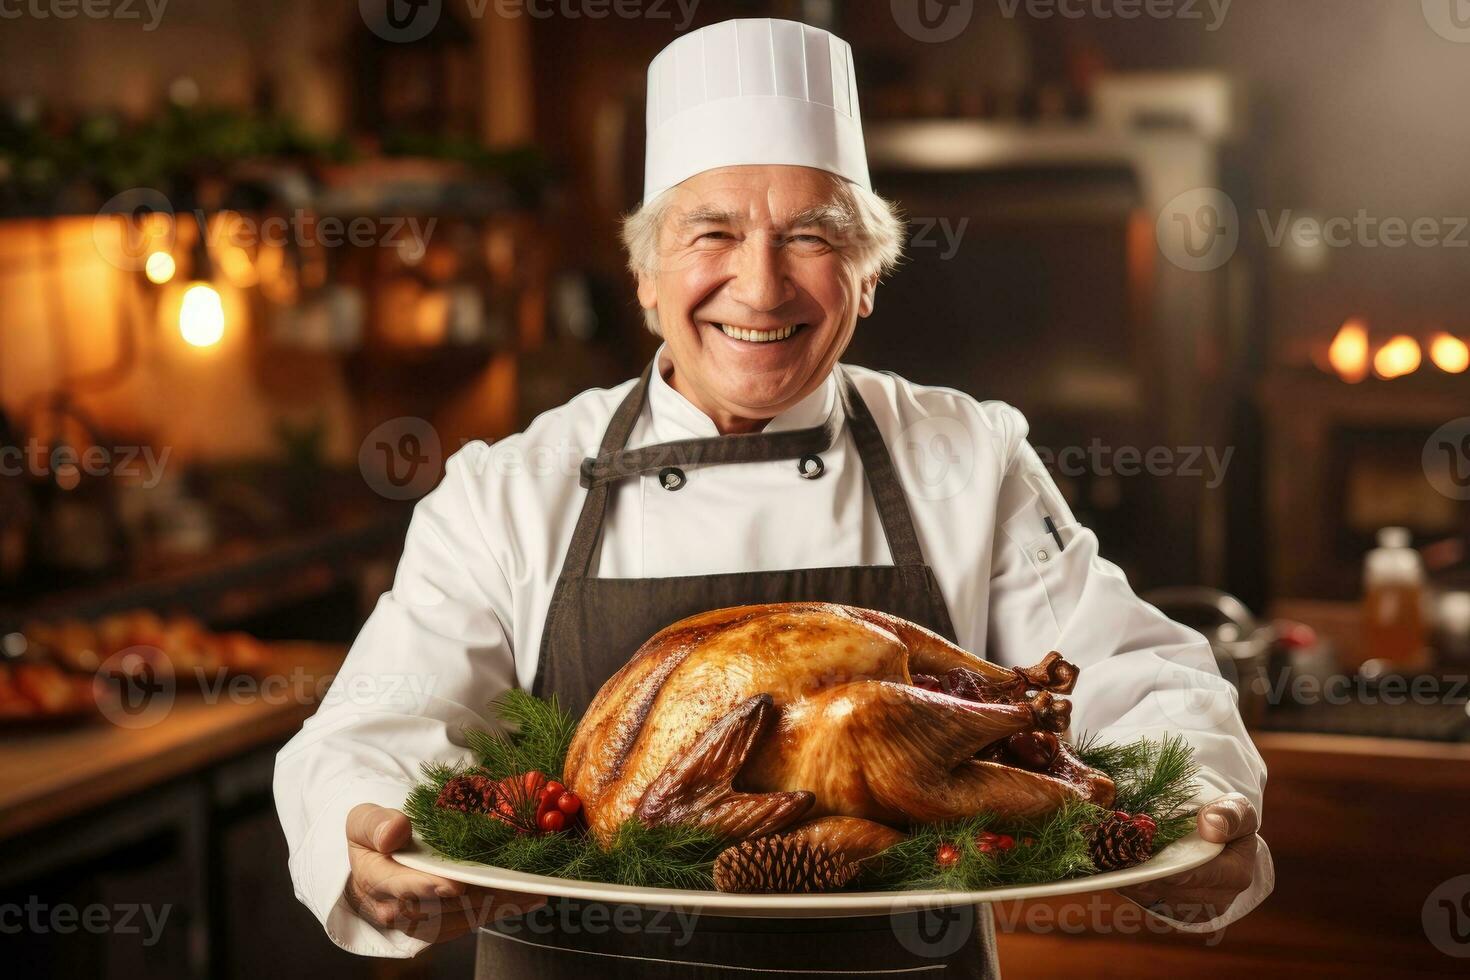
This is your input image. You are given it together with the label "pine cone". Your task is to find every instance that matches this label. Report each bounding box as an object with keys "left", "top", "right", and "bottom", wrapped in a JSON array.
[
  {"left": 436, "top": 774, "right": 496, "bottom": 814},
  {"left": 713, "top": 834, "right": 862, "bottom": 894},
  {"left": 1089, "top": 811, "right": 1158, "bottom": 871}
]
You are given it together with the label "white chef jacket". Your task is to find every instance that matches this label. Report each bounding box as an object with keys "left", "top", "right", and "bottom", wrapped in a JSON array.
[{"left": 273, "top": 344, "right": 1274, "bottom": 957}]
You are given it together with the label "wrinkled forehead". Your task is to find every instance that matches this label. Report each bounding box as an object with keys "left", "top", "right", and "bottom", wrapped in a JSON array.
[{"left": 661, "top": 165, "right": 854, "bottom": 232}]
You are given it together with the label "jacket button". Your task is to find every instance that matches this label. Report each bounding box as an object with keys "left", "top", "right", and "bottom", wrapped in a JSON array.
[
  {"left": 659, "top": 466, "right": 686, "bottom": 491},
  {"left": 798, "top": 454, "right": 825, "bottom": 479}
]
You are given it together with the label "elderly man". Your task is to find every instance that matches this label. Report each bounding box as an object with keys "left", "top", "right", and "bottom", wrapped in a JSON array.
[{"left": 275, "top": 17, "right": 1271, "bottom": 978}]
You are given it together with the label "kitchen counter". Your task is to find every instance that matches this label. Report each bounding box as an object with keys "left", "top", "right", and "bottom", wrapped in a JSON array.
[{"left": 0, "top": 642, "right": 344, "bottom": 842}]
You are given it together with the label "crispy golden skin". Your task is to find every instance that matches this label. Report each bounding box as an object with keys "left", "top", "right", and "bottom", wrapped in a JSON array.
[{"left": 564, "top": 603, "right": 1112, "bottom": 845}]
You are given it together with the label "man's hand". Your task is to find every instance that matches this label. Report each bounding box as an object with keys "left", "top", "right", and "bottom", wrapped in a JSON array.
[
  {"left": 1118, "top": 792, "right": 1260, "bottom": 926},
  {"left": 344, "top": 803, "right": 545, "bottom": 943}
]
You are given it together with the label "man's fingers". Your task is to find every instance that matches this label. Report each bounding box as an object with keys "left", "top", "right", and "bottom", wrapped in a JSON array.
[
  {"left": 1144, "top": 835, "right": 1258, "bottom": 893},
  {"left": 346, "top": 803, "right": 411, "bottom": 852},
  {"left": 1120, "top": 834, "right": 1259, "bottom": 918},
  {"left": 355, "top": 848, "right": 468, "bottom": 903},
  {"left": 1198, "top": 793, "right": 1258, "bottom": 843}
]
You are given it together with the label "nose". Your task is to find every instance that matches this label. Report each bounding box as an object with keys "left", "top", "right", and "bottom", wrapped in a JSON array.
[{"left": 726, "top": 236, "right": 795, "bottom": 312}]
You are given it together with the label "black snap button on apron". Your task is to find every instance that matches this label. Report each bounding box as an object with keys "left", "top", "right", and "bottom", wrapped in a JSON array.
[
  {"left": 658, "top": 466, "right": 686, "bottom": 491},
  {"left": 798, "top": 453, "right": 825, "bottom": 479}
]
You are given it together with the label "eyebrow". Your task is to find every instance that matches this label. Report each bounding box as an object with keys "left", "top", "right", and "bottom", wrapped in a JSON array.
[{"left": 674, "top": 203, "right": 856, "bottom": 235}]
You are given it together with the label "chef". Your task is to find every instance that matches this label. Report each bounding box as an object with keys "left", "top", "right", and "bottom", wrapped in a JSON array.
[{"left": 275, "top": 17, "right": 1272, "bottom": 978}]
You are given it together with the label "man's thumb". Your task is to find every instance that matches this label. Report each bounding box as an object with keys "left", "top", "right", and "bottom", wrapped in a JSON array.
[{"left": 347, "top": 803, "right": 411, "bottom": 853}]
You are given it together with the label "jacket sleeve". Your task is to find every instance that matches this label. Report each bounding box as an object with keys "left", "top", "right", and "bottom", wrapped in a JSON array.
[
  {"left": 983, "top": 406, "right": 1275, "bottom": 934},
  {"left": 273, "top": 442, "right": 518, "bottom": 958}
]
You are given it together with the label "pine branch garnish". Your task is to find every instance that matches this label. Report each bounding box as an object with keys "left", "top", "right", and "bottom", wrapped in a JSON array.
[
  {"left": 463, "top": 689, "right": 576, "bottom": 780},
  {"left": 1075, "top": 731, "right": 1201, "bottom": 851}
]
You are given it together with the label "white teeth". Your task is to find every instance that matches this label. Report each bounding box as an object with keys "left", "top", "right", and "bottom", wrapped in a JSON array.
[{"left": 718, "top": 323, "right": 798, "bottom": 343}]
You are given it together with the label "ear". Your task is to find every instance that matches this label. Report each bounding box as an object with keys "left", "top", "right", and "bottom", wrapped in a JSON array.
[
  {"left": 856, "top": 271, "right": 880, "bottom": 318},
  {"left": 636, "top": 271, "right": 658, "bottom": 312}
]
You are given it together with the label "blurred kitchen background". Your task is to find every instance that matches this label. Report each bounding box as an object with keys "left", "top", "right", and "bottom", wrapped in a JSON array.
[{"left": 3, "top": 0, "right": 1470, "bottom": 976}]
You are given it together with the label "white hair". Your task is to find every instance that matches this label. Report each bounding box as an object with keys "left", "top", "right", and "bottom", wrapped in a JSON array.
[{"left": 619, "top": 174, "right": 907, "bottom": 336}]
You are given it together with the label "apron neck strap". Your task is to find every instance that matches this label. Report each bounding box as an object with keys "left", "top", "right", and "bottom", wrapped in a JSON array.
[{"left": 561, "top": 363, "right": 928, "bottom": 578}]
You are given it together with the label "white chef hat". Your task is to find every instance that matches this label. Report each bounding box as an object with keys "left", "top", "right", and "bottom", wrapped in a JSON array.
[{"left": 642, "top": 18, "right": 870, "bottom": 203}]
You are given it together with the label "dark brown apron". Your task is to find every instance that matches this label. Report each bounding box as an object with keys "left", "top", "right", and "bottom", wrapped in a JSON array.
[{"left": 476, "top": 364, "right": 998, "bottom": 979}]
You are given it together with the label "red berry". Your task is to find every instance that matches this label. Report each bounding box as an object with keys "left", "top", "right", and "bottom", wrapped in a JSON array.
[
  {"left": 936, "top": 843, "right": 961, "bottom": 867},
  {"left": 523, "top": 771, "right": 548, "bottom": 794},
  {"left": 542, "top": 780, "right": 565, "bottom": 799},
  {"left": 996, "top": 834, "right": 1015, "bottom": 851},
  {"left": 557, "top": 792, "right": 581, "bottom": 815},
  {"left": 977, "top": 840, "right": 995, "bottom": 854},
  {"left": 538, "top": 809, "right": 566, "bottom": 833}
]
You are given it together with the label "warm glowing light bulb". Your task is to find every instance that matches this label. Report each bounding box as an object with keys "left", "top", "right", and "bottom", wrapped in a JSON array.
[
  {"left": 1373, "top": 335, "right": 1421, "bottom": 380},
  {"left": 144, "top": 251, "right": 176, "bottom": 284},
  {"left": 1328, "top": 318, "right": 1370, "bottom": 383},
  {"left": 1429, "top": 332, "right": 1470, "bottom": 374},
  {"left": 179, "top": 283, "right": 225, "bottom": 347}
]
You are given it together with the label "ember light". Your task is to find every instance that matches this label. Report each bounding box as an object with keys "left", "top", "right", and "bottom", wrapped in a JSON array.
[
  {"left": 1372, "top": 335, "right": 1421, "bottom": 380},
  {"left": 1327, "top": 318, "right": 1370, "bottom": 383},
  {"left": 1428, "top": 332, "right": 1470, "bottom": 374}
]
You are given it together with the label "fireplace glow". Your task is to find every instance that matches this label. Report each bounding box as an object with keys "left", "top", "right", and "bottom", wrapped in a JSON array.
[
  {"left": 1428, "top": 332, "right": 1470, "bottom": 374},
  {"left": 1372, "top": 335, "right": 1421, "bottom": 380},
  {"left": 1328, "top": 319, "right": 1370, "bottom": 383}
]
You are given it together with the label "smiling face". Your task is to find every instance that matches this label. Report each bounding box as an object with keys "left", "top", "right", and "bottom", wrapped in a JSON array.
[{"left": 636, "top": 165, "right": 880, "bottom": 434}]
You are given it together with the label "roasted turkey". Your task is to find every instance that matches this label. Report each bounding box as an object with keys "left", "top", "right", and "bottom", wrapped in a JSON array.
[{"left": 564, "top": 603, "right": 1115, "bottom": 863}]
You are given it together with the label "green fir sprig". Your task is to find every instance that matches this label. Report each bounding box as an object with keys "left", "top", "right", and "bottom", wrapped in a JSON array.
[{"left": 462, "top": 689, "right": 577, "bottom": 781}]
